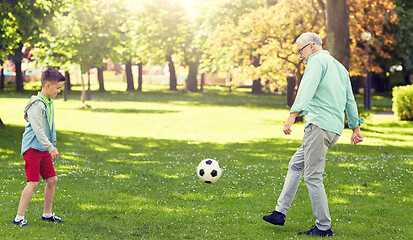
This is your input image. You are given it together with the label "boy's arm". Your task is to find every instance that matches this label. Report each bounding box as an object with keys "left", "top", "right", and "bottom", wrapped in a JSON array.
[{"left": 27, "top": 102, "right": 56, "bottom": 153}]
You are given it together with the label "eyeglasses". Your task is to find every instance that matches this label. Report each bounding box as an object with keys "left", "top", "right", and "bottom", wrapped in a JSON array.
[{"left": 298, "top": 43, "right": 311, "bottom": 55}]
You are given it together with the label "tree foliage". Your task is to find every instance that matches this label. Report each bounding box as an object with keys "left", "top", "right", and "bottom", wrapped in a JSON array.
[
  {"left": 324, "top": 0, "right": 350, "bottom": 70},
  {"left": 203, "top": 0, "right": 399, "bottom": 90},
  {"left": 347, "top": 0, "right": 398, "bottom": 75},
  {"left": 183, "top": 0, "right": 261, "bottom": 92},
  {"left": 203, "top": 0, "right": 324, "bottom": 89},
  {"left": 0, "top": 0, "right": 58, "bottom": 91},
  {"left": 389, "top": 0, "right": 413, "bottom": 84},
  {"left": 35, "top": 0, "right": 127, "bottom": 100},
  {"left": 40, "top": 0, "right": 125, "bottom": 72},
  {"left": 0, "top": 0, "right": 407, "bottom": 95}
]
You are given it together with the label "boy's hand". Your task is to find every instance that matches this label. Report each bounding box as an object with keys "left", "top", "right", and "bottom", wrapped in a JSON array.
[
  {"left": 51, "top": 149, "right": 59, "bottom": 159},
  {"left": 351, "top": 126, "right": 363, "bottom": 145}
]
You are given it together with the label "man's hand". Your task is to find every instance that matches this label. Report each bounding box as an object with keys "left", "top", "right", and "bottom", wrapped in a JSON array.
[
  {"left": 51, "top": 148, "right": 59, "bottom": 159},
  {"left": 350, "top": 126, "right": 363, "bottom": 145},
  {"left": 283, "top": 112, "right": 299, "bottom": 135}
]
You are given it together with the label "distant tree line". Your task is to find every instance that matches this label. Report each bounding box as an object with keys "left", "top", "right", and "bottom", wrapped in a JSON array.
[{"left": 0, "top": 0, "right": 411, "bottom": 98}]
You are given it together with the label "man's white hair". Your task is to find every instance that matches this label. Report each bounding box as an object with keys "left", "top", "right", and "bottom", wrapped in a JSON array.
[{"left": 296, "top": 32, "right": 322, "bottom": 46}]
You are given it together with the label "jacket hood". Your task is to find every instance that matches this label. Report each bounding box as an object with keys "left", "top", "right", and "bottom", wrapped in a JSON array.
[{"left": 24, "top": 95, "right": 42, "bottom": 122}]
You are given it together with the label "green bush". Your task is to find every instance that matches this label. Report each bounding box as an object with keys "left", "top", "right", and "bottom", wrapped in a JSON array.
[{"left": 392, "top": 84, "right": 413, "bottom": 120}]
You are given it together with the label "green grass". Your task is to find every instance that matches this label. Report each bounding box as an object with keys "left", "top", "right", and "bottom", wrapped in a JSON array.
[{"left": 0, "top": 85, "right": 412, "bottom": 239}]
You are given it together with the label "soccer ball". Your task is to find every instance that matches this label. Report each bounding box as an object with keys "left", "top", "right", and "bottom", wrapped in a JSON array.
[{"left": 196, "top": 159, "right": 222, "bottom": 184}]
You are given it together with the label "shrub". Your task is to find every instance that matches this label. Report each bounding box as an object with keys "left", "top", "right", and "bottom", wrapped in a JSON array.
[{"left": 392, "top": 84, "right": 413, "bottom": 120}]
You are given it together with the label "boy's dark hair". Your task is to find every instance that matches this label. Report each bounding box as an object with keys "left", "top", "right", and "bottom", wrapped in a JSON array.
[{"left": 41, "top": 68, "right": 66, "bottom": 86}]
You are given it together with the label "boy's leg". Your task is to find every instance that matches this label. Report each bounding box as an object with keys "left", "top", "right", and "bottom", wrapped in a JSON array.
[
  {"left": 17, "top": 181, "right": 39, "bottom": 216},
  {"left": 42, "top": 176, "right": 63, "bottom": 223},
  {"left": 39, "top": 150, "right": 57, "bottom": 215},
  {"left": 44, "top": 176, "right": 57, "bottom": 214},
  {"left": 275, "top": 144, "right": 305, "bottom": 214},
  {"left": 18, "top": 148, "right": 42, "bottom": 216}
]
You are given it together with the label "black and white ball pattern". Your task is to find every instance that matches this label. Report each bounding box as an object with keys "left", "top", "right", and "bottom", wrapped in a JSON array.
[{"left": 196, "top": 159, "right": 222, "bottom": 183}]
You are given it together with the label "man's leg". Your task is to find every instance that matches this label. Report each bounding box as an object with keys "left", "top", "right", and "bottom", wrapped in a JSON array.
[
  {"left": 275, "top": 145, "right": 305, "bottom": 214},
  {"left": 302, "top": 124, "right": 339, "bottom": 231}
]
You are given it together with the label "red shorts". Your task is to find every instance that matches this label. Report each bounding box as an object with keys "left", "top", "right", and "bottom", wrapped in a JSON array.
[{"left": 23, "top": 148, "right": 56, "bottom": 182}]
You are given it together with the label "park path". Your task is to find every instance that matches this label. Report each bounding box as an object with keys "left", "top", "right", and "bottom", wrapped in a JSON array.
[{"left": 375, "top": 110, "right": 394, "bottom": 115}]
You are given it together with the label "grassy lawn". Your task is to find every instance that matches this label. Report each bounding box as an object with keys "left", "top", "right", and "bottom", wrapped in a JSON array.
[{"left": 0, "top": 84, "right": 412, "bottom": 239}]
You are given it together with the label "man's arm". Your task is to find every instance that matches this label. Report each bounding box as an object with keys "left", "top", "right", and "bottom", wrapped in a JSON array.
[
  {"left": 344, "top": 75, "right": 364, "bottom": 145},
  {"left": 350, "top": 126, "right": 363, "bottom": 145},
  {"left": 290, "top": 59, "right": 323, "bottom": 116},
  {"left": 283, "top": 112, "right": 300, "bottom": 135}
]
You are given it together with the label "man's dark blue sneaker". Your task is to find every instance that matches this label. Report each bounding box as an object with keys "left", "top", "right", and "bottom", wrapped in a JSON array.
[
  {"left": 298, "top": 225, "right": 334, "bottom": 237},
  {"left": 263, "top": 211, "right": 286, "bottom": 226},
  {"left": 41, "top": 214, "right": 64, "bottom": 223},
  {"left": 13, "top": 219, "right": 29, "bottom": 227}
]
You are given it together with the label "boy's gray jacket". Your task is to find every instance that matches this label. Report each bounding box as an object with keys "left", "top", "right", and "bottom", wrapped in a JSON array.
[{"left": 21, "top": 95, "right": 56, "bottom": 154}]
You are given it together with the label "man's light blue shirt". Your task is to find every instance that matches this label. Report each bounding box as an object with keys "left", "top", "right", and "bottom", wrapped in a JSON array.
[{"left": 290, "top": 50, "right": 363, "bottom": 135}]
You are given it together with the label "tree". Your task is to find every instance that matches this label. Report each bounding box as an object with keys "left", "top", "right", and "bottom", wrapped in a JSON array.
[
  {"left": 0, "top": 0, "right": 57, "bottom": 92},
  {"left": 204, "top": 0, "right": 324, "bottom": 93},
  {"left": 390, "top": 0, "right": 413, "bottom": 85},
  {"left": 347, "top": 0, "right": 398, "bottom": 75},
  {"left": 324, "top": 0, "right": 350, "bottom": 69},
  {"left": 139, "top": 0, "right": 188, "bottom": 91},
  {"left": 185, "top": 0, "right": 262, "bottom": 92},
  {"left": 1, "top": 2, "right": 15, "bottom": 90},
  {"left": 111, "top": 0, "right": 149, "bottom": 92},
  {"left": 206, "top": 0, "right": 398, "bottom": 97},
  {"left": 317, "top": 0, "right": 397, "bottom": 76},
  {"left": 38, "top": 0, "right": 125, "bottom": 101}
]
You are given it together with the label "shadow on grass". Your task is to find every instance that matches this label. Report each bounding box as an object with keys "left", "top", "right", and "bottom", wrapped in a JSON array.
[
  {"left": 80, "top": 107, "right": 180, "bottom": 114},
  {"left": 0, "top": 88, "right": 288, "bottom": 110},
  {"left": 373, "top": 121, "right": 413, "bottom": 129}
]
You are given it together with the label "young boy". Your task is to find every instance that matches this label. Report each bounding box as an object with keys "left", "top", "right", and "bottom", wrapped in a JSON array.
[{"left": 13, "top": 68, "right": 66, "bottom": 227}]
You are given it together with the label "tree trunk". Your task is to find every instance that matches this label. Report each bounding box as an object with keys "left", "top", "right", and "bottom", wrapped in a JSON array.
[
  {"left": 137, "top": 62, "right": 143, "bottom": 92},
  {"left": 286, "top": 75, "right": 304, "bottom": 122},
  {"left": 372, "top": 73, "right": 389, "bottom": 93},
  {"left": 286, "top": 76, "right": 296, "bottom": 108},
  {"left": 0, "top": 64, "right": 4, "bottom": 90},
  {"left": 200, "top": 73, "right": 205, "bottom": 92},
  {"left": 251, "top": 79, "right": 263, "bottom": 94},
  {"left": 125, "top": 60, "right": 134, "bottom": 91},
  {"left": 15, "top": 42, "right": 24, "bottom": 92},
  {"left": 166, "top": 54, "right": 177, "bottom": 91},
  {"left": 186, "top": 61, "right": 199, "bottom": 92},
  {"left": 86, "top": 71, "right": 92, "bottom": 100},
  {"left": 98, "top": 67, "right": 105, "bottom": 92},
  {"left": 326, "top": 0, "right": 350, "bottom": 70},
  {"left": 403, "top": 70, "right": 411, "bottom": 85},
  {"left": 317, "top": 0, "right": 327, "bottom": 23},
  {"left": 228, "top": 71, "right": 232, "bottom": 92},
  {"left": 63, "top": 70, "right": 68, "bottom": 101},
  {"left": 64, "top": 71, "right": 71, "bottom": 91},
  {"left": 0, "top": 117, "right": 5, "bottom": 127},
  {"left": 81, "top": 73, "right": 86, "bottom": 104}
]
